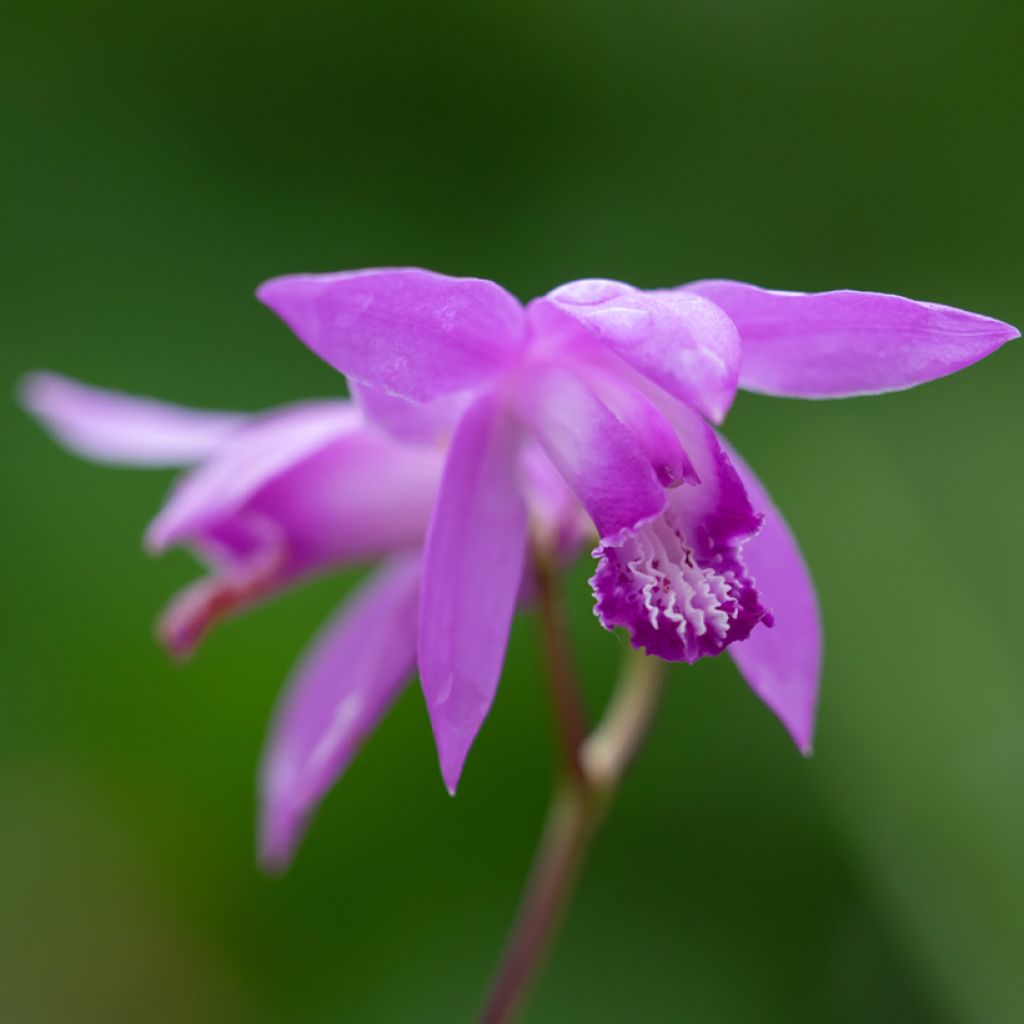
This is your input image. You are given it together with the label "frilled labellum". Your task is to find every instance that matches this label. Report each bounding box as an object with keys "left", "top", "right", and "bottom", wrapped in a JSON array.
[{"left": 591, "top": 498, "right": 771, "bottom": 663}]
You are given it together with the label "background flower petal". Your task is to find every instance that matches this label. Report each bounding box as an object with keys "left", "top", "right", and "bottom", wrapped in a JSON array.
[
  {"left": 148, "top": 401, "right": 441, "bottom": 576},
  {"left": 259, "top": 552, "right": 421, "bottom": 871},
  {"left": 532, "top": 279, "right": 741, "bottom": 422},
  {"left": 418, "top": 392, "right": 528, "bottom": 794},
  {"left": 258, "top": 268, "right": 527, "bottom": 402},
  {"left": 20, "top": 371, "right": 248, "bottom": 466},
  {"left": 721, "top": 438, "right": 822, "bottom": 754},
  {"left": 146, "top": 401, "right": 358, "bottom": 550},
  {"left": 684, "top": 280, "right": 1019, "bottom": 398}
]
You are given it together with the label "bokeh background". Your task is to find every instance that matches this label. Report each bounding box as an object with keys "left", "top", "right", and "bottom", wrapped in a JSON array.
[{"left": 3, "top": 1, "right": 1023, "bottom": 1021}]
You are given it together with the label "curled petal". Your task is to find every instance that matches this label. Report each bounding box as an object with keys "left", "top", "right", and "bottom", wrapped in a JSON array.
[
  {"left": 683, "top": 279, "right": 1019, "bottom": 398},
  {"left": 258, "top": 268, "right": 527, "bottom": 402},
  {"left": 721, "top": 441, "right": 822, "bottom": 754},
  {"left": 418, "top": 392, "right": 528, "bottom": 794},
  {"left": 531, "top": 279, "right": 741, "bottom": 422},
  {"left": 584, "top": 370, "right": 698, "bottom": 488},
  {"left": 147, "top": 402, "right": 441, "bottom": 576},
  {"left": 591, "top": 401, "right": 769, "bottom": 662},
  {"left": 146, "top": 401, "right": 363, "bottom": 551},
  {"left": 149, "top": 403, "right": 441, "bottom": 654},
  {"left": 158, "top": 516, "right": 288, "bottom": 656},
  {"left": 259, "top": 553, "right": 421, "bottom": 871},
  {"left": 514, "top": 364, "right": 665, "bottom": 539},
  {"left": 20, "top": 371, "right": 246, "bottom": 466}
]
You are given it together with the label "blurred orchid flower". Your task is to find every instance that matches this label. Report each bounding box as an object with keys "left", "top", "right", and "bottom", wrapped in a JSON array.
[
  {"left": 21, "top": 372, "right": 447, "bottom": 867},
  {"left": 258, "top": 269, "right": 1018, "bottom": 790},
  {"left": 21, "top": 370, "right": 589, "bottom": 866}
]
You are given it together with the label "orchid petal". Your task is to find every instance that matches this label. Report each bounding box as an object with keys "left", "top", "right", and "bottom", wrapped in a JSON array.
[
  {"left": 683, "top": 280, "right": 1019, "bottom": 398},
  {"left": 584, "top": 370, "right": 698, "bottom": 488},
  {"left": 531, "top": 279, "right": 741, "bottom": 422},
  {"left": 150, "top": 404, "right": 441, "bottom": 654},
  {"left": 146, "top": 401, "right": 361, "bottom": 551},
  {"left": 515, "top": 364, "right": 665, "bottom": 540},
  {"left": 20, "top": 371, "right": 246, "bottom": 467},
  {"left": 722, "top": 441, "right": 822, "bottom": 754},
  {"left": 259, "top": 552, "right": 421, "bottom": 871},
  {"left": 348, "top": 380, "right": 467, "bottom": 444},
  {"left": 418, "top": 392, "right": 528, "bottom": 794},
  {"left": 258, "top": 268, "right": 526, "bottom": 402}
]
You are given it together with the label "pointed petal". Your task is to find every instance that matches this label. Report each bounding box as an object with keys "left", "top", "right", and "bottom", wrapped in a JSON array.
[
  {"left": 19, "top": 371, "right": 246, "bottom": 466},
  {"left": 259, "top": 553, "right": 421, "bottom": 871},
  {"left": 683, "top": 280, "right": 1019, "bottom": 398},
  {"left": 531, "top": 279, "right": 741, "bottom": 422},
  {"left": 515, "top": 364, "right": 665, "bottom": 540},
  {"left": 418, "top": 393, "right": 528, "bottom": 793},
  {"left": 257, "top": 268, "right": 526, "bottom": 402},
  {"left": 721, "top": 440, "right": 822, "bottom": 754}
]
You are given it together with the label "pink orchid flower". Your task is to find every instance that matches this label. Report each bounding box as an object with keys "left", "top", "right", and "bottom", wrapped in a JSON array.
[
  {"left": 257, "top": 269, "right": 1018, "bottom": 793},
  {"left": 21, "top": 372, "right": 447, "bottom": 867}
]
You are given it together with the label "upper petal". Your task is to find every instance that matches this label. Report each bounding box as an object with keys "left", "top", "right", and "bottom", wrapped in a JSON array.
[
  {"left": 683, "top": 280, "right": 1019, "bottom": 398},
  {"left": 530, "top": 279, "right": 741, "bottom": 423},
  {"left": 257, "top": 268, "right": 527, "bottom": 402},
  {"left": 721, "top": 441, "right": 822, "bottom": 754},
  {"left": 259, "top": 552, "right": 421, "bottom": 871},
  {"left": 514, "top": 364, "right": 666, "bottom": 540},
  {"left": 418, "top": 392, "right": 528, "bottom": 794},
  {"left": 20, "top": 371, "right": 247, "bottom": 466}
]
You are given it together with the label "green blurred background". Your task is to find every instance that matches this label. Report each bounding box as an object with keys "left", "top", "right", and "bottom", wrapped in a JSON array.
[{"left": 3, "top": 1, "right": 1023, "bottom": 1021}]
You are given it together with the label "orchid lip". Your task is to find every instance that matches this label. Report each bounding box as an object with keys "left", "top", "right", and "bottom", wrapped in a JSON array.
[{"left": 591, "top": 506, "right": 770, "bottom": 664}]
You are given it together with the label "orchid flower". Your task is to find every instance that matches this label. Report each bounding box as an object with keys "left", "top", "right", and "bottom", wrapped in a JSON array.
[
  {"left": 21, "top": 371, "right": 448, "bottom": 867},
  {"left": 257, "top": 269, "right": 1018, "bottom": 795}
]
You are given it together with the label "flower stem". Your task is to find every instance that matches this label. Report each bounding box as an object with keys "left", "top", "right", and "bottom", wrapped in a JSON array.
[
  {"left": 478, "top": 617, "right": 665, "bottom": 1023},
  {"left": 531, "top": 547, "right": 590, "bottom": 783},
  {"left": 477, "top": 781, "right": 598, "bottom": 1024}
]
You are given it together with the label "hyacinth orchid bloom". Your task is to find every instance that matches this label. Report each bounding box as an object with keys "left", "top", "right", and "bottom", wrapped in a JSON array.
[
  {"left": 20, "top": 371, "right": 453, "bottom": 866},
  {"left": 257, "top": 269, "right": 1018, "bottom": 794}
]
